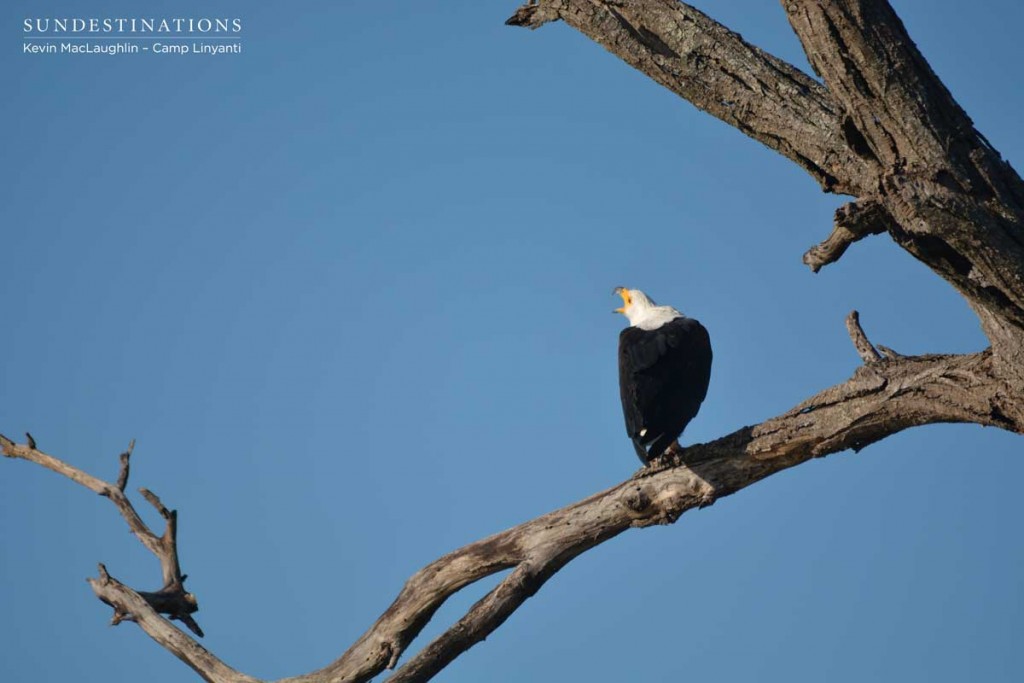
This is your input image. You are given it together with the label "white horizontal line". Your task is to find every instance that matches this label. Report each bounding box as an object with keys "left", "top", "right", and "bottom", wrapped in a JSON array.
[{"left": 23, "top": 36, "right": 241, "bottom": 40}]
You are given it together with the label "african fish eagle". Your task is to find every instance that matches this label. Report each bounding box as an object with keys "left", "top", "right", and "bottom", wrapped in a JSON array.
[{"left": 614, "top": 287, "right": 713, "bottom": 465}]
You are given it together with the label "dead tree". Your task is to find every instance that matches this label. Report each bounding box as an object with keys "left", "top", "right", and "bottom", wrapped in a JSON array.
[{"left": 4, "top": 1, "right": 1024, "bottom": 681}]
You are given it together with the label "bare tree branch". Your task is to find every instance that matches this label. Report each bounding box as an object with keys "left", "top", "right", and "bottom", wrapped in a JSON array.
[
  {"left": 803, "top": 200, "right": 894, "bottom": 272},
  {"left": 6, "top": 317, "right": 1021, "bottom": 683},
  {"left": 385, "top": 562, "right": 548, "bottom": 683},
  {"left": 87, "top": 565, "right": 258, "bottom": 683},
  {"left": 279, "top": 326, "right": 1022, "bottom": 683},
  {"left": 779, "top": 0, "right": 1024, "bottom": 338},
  {"left": 509, "top": 0, "right": 1024, "bottom": 343},
  {"left": 116, "top": 439, "right": 134, "bottom": 492},
  {"left": 0, "top": 436, "right": 204, "bottom": 636},
  {"left": 845, "top": 310, "right": 882, "bottom": 364},
  {"left": 508, "top": 0, "right": 877, "bottom": 196}
]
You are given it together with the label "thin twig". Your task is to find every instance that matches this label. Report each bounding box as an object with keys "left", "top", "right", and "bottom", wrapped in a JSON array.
[
  {"left": 116, "top": 439, "right": 135, "bottom": 492},
  {"left": 846, "top": 310, "right": 883, "bottom": 364}
]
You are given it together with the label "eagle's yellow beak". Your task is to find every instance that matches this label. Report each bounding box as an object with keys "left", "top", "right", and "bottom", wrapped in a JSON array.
[{"left": 613, "top": 286, "right": 631, "bottom": 314}]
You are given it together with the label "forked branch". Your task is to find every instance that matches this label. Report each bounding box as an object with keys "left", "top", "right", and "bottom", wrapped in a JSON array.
[
  {"left": 0, "top": 435, "right": 203, "bottom": 637},
  {"left": 87, "top": 565, "right": 257, "bottom": 683},
  {"left": 780, "top": 0, "right": 1024, "bottom": 333}
]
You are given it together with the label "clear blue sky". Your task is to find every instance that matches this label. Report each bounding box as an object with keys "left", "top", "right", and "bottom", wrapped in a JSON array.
[{"left": 2, "top": 1, "right": 1022, "bottom": 681}]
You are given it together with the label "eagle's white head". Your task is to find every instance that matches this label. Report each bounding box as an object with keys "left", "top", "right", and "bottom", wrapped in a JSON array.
[{"left": 614, "top": 287, "right": 682, "bottom": 330}]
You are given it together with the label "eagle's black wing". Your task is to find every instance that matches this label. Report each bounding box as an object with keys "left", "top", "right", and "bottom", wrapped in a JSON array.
[{"left": 618, "top": 317, "right": 712, "bottom": 463}]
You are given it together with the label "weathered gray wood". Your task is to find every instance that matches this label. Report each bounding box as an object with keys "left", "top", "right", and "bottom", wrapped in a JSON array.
[
  {"left": 508, "top": 0, "right": 877, "bottom": 196},
  {"left": 0, "top": 435, "right": 204, "bottom": 637},
  {"left": 88, "top": 565, "right": 256, "bottom": 683},
  {"left": 779, "top": 0, "right": 1024, "bottom": 358},
  {"left": 844, "top": 310, "right": 882, "bottom": 364},
  {"left": 803, "top": 200, "right": 894, "bottom": 273},
  {"left": 4, "top": 327, "right": 1021, "bottom": 683},
  {"left": 509, "top": 0, "right": 1024, "bottom": 354}
]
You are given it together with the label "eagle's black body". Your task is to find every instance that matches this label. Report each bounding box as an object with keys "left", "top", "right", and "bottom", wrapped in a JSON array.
[{"left": 618, "top": 316, "right": 712, "bottom": 464}]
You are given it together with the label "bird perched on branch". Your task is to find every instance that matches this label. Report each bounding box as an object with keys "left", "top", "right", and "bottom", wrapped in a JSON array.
[{"left": 614, "top": 287, "right": 712, "bottom": 465}]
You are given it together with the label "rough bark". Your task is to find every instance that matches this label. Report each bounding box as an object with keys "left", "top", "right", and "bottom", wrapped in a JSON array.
[
  {"left": 509, "top": 0, "right": 1024, "bottom": 353},
  {"left": 803, "top": 200, "right": 894, "bottom": 273},
  {"left": 507, "top": 0, "right": 877, "bottom": 196},
  {"left": 779, "top": 0, "right": 1024, "bottom": 357},
  {"left": 5, "top": 1, "right": 1024, "bottom": 682}
]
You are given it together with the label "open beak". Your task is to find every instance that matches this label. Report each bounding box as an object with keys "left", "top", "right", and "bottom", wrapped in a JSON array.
[{"left": 613, "top": 286, "right": 630, "bottom": 314}]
